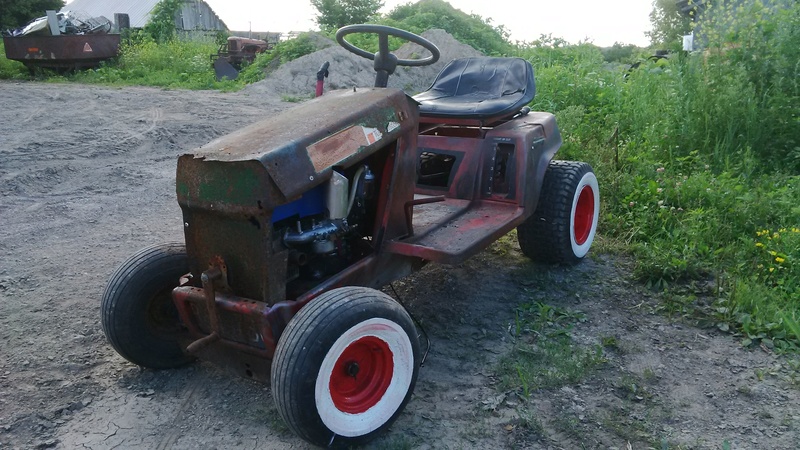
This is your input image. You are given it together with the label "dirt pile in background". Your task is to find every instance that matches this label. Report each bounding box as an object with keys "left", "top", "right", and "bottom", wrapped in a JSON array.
[{"left": 244, "top": 29, "right": 482, "bottom": 98}]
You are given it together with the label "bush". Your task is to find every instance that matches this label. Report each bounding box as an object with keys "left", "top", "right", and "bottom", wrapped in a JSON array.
[
  {"left": 70, "top": 36, "right": 229, "bottom": 89},
  {"left": 237, "top": 33, "right": 318, "bottom": 84},
  {"left": 523, "top": 1, "right": 800, "bottom": 349}
]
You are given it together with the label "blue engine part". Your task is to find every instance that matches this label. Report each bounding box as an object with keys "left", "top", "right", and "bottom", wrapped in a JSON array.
[{"left": 271, "top": 184, "right": 326, "bottom": 223}]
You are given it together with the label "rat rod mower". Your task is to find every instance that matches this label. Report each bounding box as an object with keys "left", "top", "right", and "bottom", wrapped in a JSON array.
[{"left": 101, "top": 24, "right": 599, "bottom": 447}]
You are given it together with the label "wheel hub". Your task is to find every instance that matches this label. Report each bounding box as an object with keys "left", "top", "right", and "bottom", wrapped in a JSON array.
[
  {"left": 329, "top": 336, "right": 394, "bottom": 414},
  {"left": 346, "top": 361, "right": 360, "bottom": 378},
  {"left": 574, "top": 185, "right": 595, "bottom": 245}
]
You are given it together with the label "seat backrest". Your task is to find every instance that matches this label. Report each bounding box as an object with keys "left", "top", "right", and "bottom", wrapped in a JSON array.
[{"left": 413, "top": 57, "right": 536, "bottom": 121}]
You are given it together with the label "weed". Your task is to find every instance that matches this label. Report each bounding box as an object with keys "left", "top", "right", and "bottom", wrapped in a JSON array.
[
  {"left": 736, "top": 385, "right": 753, "bottom": 397},
  {"left": 516, "top": 408, "right": 545, "bottom": 435},
  {"left": 0, "top": 42, "right": 29, "bottom": 79},
  {"left": 374, "top": 434, "right": 416, "bottom": 450},
  {"left": 488, "top": 230, "right": 524, "bottom": 259},
  {"left": 280, "top": 94, "right": 311, "bottom": 103},
  {"left": 615, "top": 373, "right": 652, "bottom": 402},
  {"left": 498, "top": 301, "right": 605, "bottom": 397},
  {"left": 551, "top": 413, "right": 583, "bottom": 441},
  {"left": 600, "top": 335, "right": 619, "bottom": 349}
]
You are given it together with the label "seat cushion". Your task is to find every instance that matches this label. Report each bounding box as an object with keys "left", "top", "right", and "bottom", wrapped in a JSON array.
[{"left": 413, "top": 57, "right": 536, "bottom": 120}]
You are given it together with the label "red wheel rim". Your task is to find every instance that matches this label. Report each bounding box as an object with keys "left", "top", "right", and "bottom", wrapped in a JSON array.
[
  {"left": 573, "top": 185, "right": 595, "bottom": 245},
  {"left": 329, "top": 336, "right": 394, "bottom": 414}
]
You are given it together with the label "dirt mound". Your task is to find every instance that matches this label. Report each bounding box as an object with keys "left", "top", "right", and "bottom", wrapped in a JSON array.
[{"left": 244, "top": 29, "right": 483, "bottom": 98}]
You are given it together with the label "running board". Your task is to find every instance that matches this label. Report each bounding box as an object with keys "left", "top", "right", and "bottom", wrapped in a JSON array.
[{"left": 384, "top": 199, "right": 524, "bottom": 264}]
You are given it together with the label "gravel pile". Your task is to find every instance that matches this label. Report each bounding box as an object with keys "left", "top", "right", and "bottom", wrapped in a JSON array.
[{"left": 244, "top": 29, "right": 483, "bottom": 98}]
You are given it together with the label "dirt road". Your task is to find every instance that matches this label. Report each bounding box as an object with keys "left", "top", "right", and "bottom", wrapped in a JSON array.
[{"left": 1, "top": 81, "right": 798, "bottom": 449}]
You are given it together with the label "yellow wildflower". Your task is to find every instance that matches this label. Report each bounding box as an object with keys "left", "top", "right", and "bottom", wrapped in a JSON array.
[
  {"left": 769, "top": 251, "right": 777, "bottom": 256},
  {"left": 792, "top": 227, "right": 800, "bottom": 233},
  {"left": 775, "top": 257, "right": 785, "bottom": 264},
  {"left": 755, "top": 242, "right": 764, "bottom": 248},
  {"left": 769, "top": 267, "right": 775, "bottom": 272}
]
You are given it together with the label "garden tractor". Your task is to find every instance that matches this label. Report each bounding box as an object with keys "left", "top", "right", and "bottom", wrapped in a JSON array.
[
  {"left": 211, "top": 35, "right": 276, "bottom": 81},
  {"left": 101, "top": 24, "right": 600, "bottom": 447}
]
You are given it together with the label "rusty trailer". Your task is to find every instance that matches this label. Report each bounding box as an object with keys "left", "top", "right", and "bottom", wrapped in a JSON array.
[{"left": 3, "top": 33, "right": 120, "bottom": 71}]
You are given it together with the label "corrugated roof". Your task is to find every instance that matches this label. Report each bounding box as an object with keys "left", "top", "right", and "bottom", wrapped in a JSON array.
[{"left": 61, "top": 0, "right": 161, "bottom": 28}]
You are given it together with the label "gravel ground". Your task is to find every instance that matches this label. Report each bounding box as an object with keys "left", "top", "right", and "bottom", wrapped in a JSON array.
[{"left": 1, "top": 29, "right": 798, "bottom": 449}]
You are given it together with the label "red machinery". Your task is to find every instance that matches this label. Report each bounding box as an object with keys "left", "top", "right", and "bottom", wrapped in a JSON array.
[
  {"left": 101, "top": 24, "right": 599, "bottom": 447},
  {"left": 211, "top": 36, "right": 275, "bottom": 81}
]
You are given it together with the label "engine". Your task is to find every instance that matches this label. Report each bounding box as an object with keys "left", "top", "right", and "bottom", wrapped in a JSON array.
[{"left": 273, "top": 165, "right": 376, "bottom": 293}]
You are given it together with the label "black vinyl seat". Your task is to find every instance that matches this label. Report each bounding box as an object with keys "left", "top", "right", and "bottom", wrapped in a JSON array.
[{"left": 413, "top": 57, "right": 536, "bottom": 121}]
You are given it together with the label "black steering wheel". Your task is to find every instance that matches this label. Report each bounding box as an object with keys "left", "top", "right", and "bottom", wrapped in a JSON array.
[{"left": 336, "top": 24, "right": 441, "bottom": 88}]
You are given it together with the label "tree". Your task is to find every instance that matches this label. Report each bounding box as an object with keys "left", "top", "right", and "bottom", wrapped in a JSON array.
[
  {"left": 386, "top": 0, "right": 512, "bottom": 56},
  {"left": 143, "top": 0, "right": 183, "bottom": 43},
  {"left": 646, "top": 0, "right": 692, "bottom": 48},
  {"left": 311, "top": 0, "right": 384, "bottom": 31},
  {"left": 601, "top": 42, "right": 641, "bottom": 64},
  {"left": 0, "top": 0, "right": 65, "bottom": 31}
]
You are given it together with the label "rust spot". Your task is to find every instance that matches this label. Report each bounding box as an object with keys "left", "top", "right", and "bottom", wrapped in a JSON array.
[{"left": 307, "top": 126, "right": 376, "bottom": 172}]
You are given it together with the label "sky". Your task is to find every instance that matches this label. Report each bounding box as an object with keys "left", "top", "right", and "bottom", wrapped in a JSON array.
[{"left": 202, "top": 0, "right": 654, "bottom": 47}]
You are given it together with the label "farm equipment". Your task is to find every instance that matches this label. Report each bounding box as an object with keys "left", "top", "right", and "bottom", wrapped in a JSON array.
[
  {"left": 211, "top": 35, "right": 276, "bottom": 80},
  {"left": 2, "top": 10, "right": 119, "bottom": 72},
  {"left": 101, "top": 24, "right": 599, "bottom": 447}
]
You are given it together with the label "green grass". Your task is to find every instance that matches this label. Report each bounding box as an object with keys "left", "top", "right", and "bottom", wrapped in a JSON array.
[
  {"left": 498, "top": 301, "right": 605, "bottom": 397},
  {"left": 0, "top": 42, "right": 29, "bottom": 79},
  {"left": 69, "top": 36, "right": 237, "bottom": 90},
  {"left": 509, "top": 1, "right": 800, "bottom": 350},
  {"left": 0, "top": 31, "right": 318, "bottom": 90}
]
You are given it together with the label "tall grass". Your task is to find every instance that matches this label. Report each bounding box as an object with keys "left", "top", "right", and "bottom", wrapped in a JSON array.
[
  {"left": 514, "top": 1, "right": 800, "bottom": 350},
  {"left": 69, "top": 34, "right": 236, "bottom": 89},
  {"left": 0, "top": 31, "right": 320, "bottom": 90},
  {"left": 0, "top": 41, "right": 30, "bottom": 79}
]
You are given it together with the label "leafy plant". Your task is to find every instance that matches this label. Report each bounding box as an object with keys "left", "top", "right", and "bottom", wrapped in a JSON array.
[
  {"left": 69, "top": 37, "right": 233, "bottom": 90},
  {"left": 311, "top": 0, "right": 384, "bottom": 32},
  {"left": 0, "top": 0, "right": 64, "bottom": 30},
  {"left": 386, "top": 0, "right": 511, "bottom": 55},
  {"left": 143, "top": 0, "right": 183, "bottom": 43},
  {"left": 237, "top": 33, "right": 317, "bottom": 84},
  {"left": 0, "top": 42, "right": 29, "bottom": 79}
]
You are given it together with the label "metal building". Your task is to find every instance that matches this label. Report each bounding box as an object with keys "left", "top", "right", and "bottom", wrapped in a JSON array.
[{"left": 60, "top": 0, "right": 227, "bottom": 31}]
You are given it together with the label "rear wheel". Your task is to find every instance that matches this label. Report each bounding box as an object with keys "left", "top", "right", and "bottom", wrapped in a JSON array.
[
  {"left": 517, "top": 160, "right": 599, "bottom": 265},
  {"left": 271, "top": 287, "right": 419, "bottom": 448},
  {"left": 101, "top": 243, "right": 194, "bottom": 369}
]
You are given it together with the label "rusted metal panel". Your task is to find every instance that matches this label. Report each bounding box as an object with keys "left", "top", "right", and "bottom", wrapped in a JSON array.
[
  {"left": 414, "top": 135, "right": 485, "bottom": 200},
  {"left": 384, "top": 200, "right": 524, "bottom": 264},
  {"left": 2, "top": 34, "right": 120, "bottom": 69},
  {"left": 176, "top": 156, "right": 287, "bottom": 304},
  {"left": 172, "top": 251, "right": 425, "bottom": 360},
  {"left": 485, "top": 111, "right": 561, "bottom": 213},
  {"left": 307, "top": 124, "right": 385, "bottom": 172},
  {"left": 188, "top": 88, "right": 417, "bottom": 201}
]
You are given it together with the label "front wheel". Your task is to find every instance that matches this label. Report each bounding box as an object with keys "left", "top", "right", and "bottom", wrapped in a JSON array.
[
  {"left": 101, "top": 243, "right": 195, "bottom": 369},
  {"left": 271, "top": 287, "right": 420, "bottom": 448},
  {"left": 517, "top": 160, "right": 599, "bottom": 265}
]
